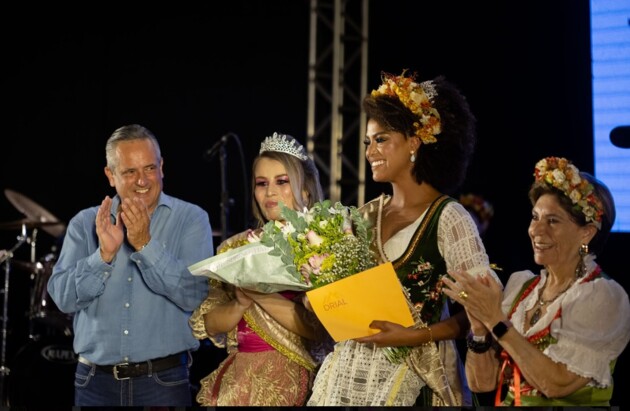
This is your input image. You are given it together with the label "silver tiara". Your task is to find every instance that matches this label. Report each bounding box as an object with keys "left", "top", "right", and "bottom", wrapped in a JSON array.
[
  {"left": 259, "top": 132, "right": 308, "bottom": 160},
  {"left": 420, "top": 80, "right": 438, "bottom": 102}
]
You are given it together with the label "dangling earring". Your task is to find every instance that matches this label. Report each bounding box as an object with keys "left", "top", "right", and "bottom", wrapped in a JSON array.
[
  {"left": 410, "top": 151, "right": 416, "bottom": 163},
  {"left": 576, "top": 243, "right": 589, "bottom": 277}
]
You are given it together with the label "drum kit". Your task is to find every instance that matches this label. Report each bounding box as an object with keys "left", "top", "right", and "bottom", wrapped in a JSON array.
[{"left": 0, "top": 189, "right": 75, "bottom": 407}]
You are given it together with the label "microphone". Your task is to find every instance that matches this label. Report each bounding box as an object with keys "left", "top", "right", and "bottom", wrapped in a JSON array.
[
  {"left": 204, "top": 133, "right": 236, "bottom": 161},
  {"left": 610, "top": 126, "right": 630, "bottom": 149}
]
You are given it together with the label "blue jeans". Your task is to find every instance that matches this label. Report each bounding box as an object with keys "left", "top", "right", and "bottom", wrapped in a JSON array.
[{"left": 74, "top": 355, "right": 193, "bottom": 406}]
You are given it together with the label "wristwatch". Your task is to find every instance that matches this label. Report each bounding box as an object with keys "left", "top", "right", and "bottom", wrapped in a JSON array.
[{"left": 492, "top": 320, "right": 511, "bottom": 340}]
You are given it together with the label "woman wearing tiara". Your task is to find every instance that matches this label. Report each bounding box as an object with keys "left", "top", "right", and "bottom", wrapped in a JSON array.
[
  {"left": 189, "top": 132, "right": 328, "bottom": 406},
  {"left": 307, "top": 71, "right": 500, "bottom": 406},
  {"left": 443, "top": 156, "right": 630, "bottom": 406}
]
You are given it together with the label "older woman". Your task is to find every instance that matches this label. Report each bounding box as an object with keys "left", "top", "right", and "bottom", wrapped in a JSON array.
[{"left": 443, "top": 156, "right": 630, "bottom": 406}]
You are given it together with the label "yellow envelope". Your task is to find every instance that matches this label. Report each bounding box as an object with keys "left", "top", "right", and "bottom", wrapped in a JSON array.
[{"left": 306, "top": 262, "right": 414, "bottom": 341}]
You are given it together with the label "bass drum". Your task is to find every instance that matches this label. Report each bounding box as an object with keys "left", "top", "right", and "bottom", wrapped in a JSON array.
[
  {"left": 7, "top": 335, "right": 77, "bottom": 407},
  {"left": 30, "top": 253, "right": 74, "bottom": 335}
]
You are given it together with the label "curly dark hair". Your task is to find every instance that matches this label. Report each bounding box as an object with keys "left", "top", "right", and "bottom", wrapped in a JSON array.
[
  {"left": 362, "top": 75, "right": 476, "bottom": 194},
  {"left": 528, "top": 171, "right": 615, "bottom": 256}
]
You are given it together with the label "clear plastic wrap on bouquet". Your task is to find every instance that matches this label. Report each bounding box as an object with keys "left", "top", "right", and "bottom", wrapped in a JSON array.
[{"left": 188, "top": 241, "right": 310, "bottom": 293}]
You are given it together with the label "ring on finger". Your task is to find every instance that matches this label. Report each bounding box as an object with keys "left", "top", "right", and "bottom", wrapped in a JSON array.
[{"left": 458, "top": 290, "right": 469, "bottom": 300}]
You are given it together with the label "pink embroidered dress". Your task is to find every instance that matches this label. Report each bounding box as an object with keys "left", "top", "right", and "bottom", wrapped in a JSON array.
[{"left": 189, "top": 231, "right": 327, "bottom": 406}]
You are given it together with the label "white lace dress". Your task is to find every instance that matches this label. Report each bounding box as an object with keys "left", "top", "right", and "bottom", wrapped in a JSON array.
[{"left": 307, "top": 197, "right": 499, "bottom": 406}]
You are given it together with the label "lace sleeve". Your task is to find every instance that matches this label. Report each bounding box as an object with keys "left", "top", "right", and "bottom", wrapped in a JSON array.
[
  {"left": 189, "top": 278, "right": 233, "bottom": 347},
  {"left": 438, "top": 201, "right": 497, "bottom": 281}
]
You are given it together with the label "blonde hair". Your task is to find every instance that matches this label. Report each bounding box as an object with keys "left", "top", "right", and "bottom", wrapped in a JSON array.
[{"left": 251, "top": 149, "right": 323, "bottom": 227}]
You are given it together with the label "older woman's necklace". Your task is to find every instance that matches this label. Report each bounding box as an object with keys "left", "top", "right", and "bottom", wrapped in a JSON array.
[{"left": 529, "top": 275, "right": 576, "bottom": 326}]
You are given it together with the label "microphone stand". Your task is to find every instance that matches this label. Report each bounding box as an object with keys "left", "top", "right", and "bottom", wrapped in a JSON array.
[
  {"left": 205, "top": 132, "right": 247, "bottom": 242},
  {"left": 218, "top": 143, "right": 229, "bottom": 243}
]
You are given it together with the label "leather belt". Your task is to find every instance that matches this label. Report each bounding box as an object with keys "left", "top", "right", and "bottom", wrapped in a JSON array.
[{"left": 78, "top": 352, "right": 187, "bottom": 380}]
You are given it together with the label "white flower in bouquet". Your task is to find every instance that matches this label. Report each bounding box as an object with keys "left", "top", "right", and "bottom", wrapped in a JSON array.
[{"left": 260, "top": 199, "right": 377, "bottom": 289}]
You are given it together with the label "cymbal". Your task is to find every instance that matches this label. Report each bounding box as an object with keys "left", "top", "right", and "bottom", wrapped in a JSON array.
[
  {"left": 4, "top": 189, "right": 66, "bottom": 237},
  {"left": 0, "top": 218, "right": 64, "bottom": 231}
]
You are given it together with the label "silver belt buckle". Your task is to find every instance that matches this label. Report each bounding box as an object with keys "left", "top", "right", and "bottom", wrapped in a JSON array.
[{"left": 113, "top": 362, "right": 130, "bottom": 380}]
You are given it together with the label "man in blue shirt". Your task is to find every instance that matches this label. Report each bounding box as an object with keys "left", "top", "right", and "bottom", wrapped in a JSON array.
[{"left": 47, "top": 124, "right": 214, "bottom": 406}]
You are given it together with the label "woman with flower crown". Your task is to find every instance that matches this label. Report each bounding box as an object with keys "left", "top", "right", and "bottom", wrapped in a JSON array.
[
  {"left": 188, "top": 132, "right": 329, "bottom": 406},
  {"left": 443, "top": 156, "right": 630, "bottom": 406},
  {"left": 307, "top": 71, "right": 501, "bottom": 406}
]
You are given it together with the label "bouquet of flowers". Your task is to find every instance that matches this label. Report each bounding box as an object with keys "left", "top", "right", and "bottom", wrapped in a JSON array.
[
  {"left": 189, "top": 199, "right": 377, "bottom": 293},
  {"left": 260, "top": 199, "right": 377, "bottom": 288},
  {"left": 189, "top": 200, "right": 414, "bottom": 364}
]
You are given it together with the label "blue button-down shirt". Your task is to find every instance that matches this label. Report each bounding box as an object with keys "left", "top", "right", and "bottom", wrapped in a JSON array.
[{"left": 47, "top": 192, "right": 213, "bottom": 365}]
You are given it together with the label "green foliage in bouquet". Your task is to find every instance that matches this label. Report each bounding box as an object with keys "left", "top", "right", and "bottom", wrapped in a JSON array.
[{"left": 260, "top": 199, "right": 376, "bottom": 288}]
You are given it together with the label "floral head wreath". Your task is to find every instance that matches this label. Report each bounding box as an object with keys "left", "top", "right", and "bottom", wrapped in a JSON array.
[
  {"left": 370, "top": 69, "right": 442, "bottom": 144},
  {"left": 533, "top": 156, "right": 604, "bottom": 229},
  {"left": 259, "top": 132, "right": 308, "bottom": 161}
]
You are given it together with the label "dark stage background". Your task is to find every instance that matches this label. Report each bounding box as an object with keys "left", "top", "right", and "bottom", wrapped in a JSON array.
[{"left": 0, "top": 1, "right": 627, "bottom": 407}]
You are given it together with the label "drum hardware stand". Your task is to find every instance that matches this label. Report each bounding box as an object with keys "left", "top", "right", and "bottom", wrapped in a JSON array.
[
  {"left": 0, "top": 224, "right": 28, "bottom": 405},
  {"left": 25, "top": 228, "right": 40, "bottom": 342},
  {"left": 28, "top": 228, "right": 38, "bottom": 271}
]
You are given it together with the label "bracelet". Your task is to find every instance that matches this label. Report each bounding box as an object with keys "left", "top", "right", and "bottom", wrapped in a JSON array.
[
  {"left": 419, "top": 324, "right": 433, "bottom": 346},
  {"left": 466, "top": 331, "right": 492, "bottom": 354},
  {"left": 492, "top": 320, "right": 511, "bottom": 340}
]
